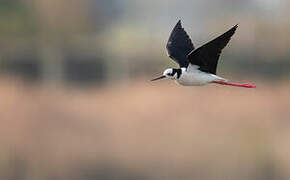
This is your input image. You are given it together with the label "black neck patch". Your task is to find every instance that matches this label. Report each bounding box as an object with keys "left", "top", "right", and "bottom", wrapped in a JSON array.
[{"left": 171, "top": 68, "right": 182, "bottom": 79}]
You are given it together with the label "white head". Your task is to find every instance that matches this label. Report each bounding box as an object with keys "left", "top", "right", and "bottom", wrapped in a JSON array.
[
  {"left": 163, "top": 68, "right": 178, "bottom": 79},
  {"left": 151, "top": 68, "right": 180, "bottom": 81}
]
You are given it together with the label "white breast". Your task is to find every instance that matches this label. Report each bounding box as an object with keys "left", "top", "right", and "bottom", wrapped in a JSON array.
[{"left": 176, "top": 65, "right": 227, "bottom": 86}]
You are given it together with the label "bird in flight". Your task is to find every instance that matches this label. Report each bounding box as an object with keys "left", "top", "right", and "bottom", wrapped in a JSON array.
[{"left": 151, "top": 20, "right": 256, "bottom": 88}]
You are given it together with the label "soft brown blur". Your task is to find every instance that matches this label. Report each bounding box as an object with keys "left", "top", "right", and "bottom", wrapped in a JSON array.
[{"left": 0, "top": 0, "right": 290, "bottom": 179}]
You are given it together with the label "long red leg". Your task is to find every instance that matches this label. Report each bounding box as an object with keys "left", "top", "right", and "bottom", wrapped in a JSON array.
[{"left": 212, "top": 81, "right": 256, "bottom": 88}]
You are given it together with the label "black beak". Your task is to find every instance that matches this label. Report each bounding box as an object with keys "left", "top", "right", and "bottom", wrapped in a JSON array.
[{"left": 151, "top": 75, "right": 166, "bottom": 81}]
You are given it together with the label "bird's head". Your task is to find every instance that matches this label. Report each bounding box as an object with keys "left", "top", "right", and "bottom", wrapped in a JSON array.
[{"left": 151, "top": 68, "right": 178, "bottom": 81}]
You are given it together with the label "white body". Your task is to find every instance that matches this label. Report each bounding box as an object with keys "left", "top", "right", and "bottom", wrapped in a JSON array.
[
  {"left": 177, "top": 66, "right": 227, "bottom": 86},
  {"left": 157, "top": 66, "right": 255, "bottom": 88}
]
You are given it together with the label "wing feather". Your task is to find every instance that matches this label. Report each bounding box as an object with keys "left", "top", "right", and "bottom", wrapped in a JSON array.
[
  {"left": 187, "top": 24, "right": 238, "bottom": 74},
  {"left": 166, "top": 20, "right": 195, "bottom": 67}
]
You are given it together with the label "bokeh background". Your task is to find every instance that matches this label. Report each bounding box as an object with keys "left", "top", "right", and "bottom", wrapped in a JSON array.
[{"left": 0, "top": 0, "right": 290, "bottom": 179}]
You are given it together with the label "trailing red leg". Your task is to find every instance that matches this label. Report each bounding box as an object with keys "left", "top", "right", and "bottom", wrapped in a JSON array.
[{"left": 212, "top": 81, "right": 256, "bottom": 88}]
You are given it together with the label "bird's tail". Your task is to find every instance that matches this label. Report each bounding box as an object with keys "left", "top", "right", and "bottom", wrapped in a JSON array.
[{"left": 212, "top": 75, "right": 228, "bottom": 82}]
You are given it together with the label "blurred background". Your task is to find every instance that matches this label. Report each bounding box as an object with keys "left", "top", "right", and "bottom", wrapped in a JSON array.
[{"left": 0, "top": 0, "right": 290, "bottom": 179}]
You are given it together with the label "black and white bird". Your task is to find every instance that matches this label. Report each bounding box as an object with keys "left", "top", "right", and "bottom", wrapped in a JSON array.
[{"left": 151, "top": 20, "right": 256, "bottom": 88}]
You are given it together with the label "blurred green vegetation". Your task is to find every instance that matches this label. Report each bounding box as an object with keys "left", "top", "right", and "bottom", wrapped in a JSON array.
[
  {"left": 0, "top": 0, "right": 36, "bottom": 38},
  {"left": 0, "top": 0, "right": 289, "bottom": 85}
]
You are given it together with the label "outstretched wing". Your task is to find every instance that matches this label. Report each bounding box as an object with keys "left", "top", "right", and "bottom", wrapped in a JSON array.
[
  {"left": 187, "top": 24, "right": 238, "bottom": 74},
  {"left": 166, "top": 20, "right": 195, "bottom": 68}
]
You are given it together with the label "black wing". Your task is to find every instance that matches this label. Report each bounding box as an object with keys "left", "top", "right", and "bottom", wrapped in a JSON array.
[
  {"left": 187, "top": 24, "right": 238, "bottom": 74},
  {"left": 166, "top": 20, "right": 195, "bottom": 68}
]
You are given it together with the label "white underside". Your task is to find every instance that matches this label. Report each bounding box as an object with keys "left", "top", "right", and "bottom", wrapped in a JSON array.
[{"left": 176, "top": 65, "right": 227, "bottom": 86}]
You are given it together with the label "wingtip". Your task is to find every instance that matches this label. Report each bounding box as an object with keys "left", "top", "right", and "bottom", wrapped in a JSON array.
[{"left": 173, "top": 19, "right": 183, "bottom": 29}]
